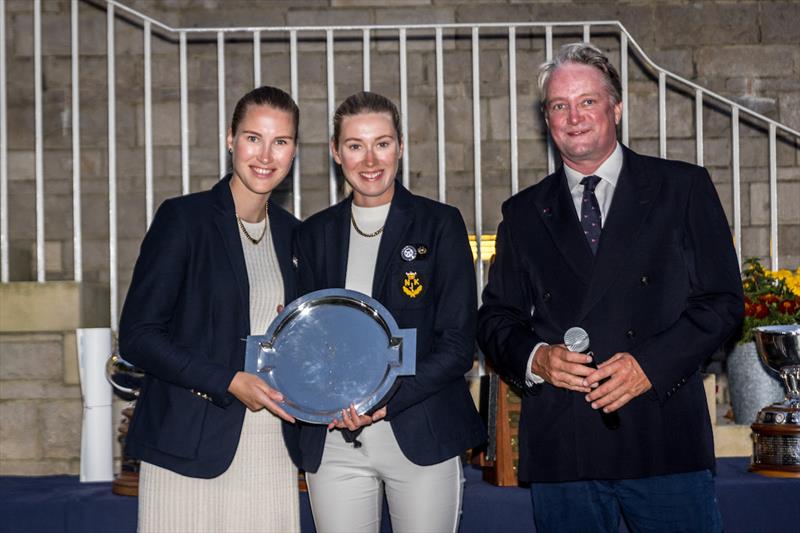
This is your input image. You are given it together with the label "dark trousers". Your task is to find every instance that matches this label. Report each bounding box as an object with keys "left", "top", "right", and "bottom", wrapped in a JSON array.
[{"left": 530, "top": 469, "right": 722, "bottom": 533}]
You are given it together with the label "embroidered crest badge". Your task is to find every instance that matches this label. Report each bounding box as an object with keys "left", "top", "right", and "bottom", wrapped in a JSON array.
[{"left": 402, "top": 271, "right": 423, "bottom": 298}]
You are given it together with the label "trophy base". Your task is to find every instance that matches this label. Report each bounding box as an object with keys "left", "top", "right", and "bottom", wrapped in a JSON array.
[
  {"left": 111, "top": 471, "right": 140, "bottom": 497},
  {"left": 748, "top": 464, "right": 800, "bottom": 478},
  {"left": 749, "top": 403, "right": 800, "bottom": 478}
]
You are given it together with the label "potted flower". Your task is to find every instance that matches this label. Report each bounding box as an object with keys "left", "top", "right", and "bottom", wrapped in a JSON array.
[{"left": 727, "top": 259, "right": 800, "bottom": 424}]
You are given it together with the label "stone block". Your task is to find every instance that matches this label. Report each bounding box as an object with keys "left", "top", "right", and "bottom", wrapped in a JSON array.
[
  {"left": 297, "top": 99, "right": 331, "bottom": 144},
  {"left": 298, "top": 142, "right": 332, "bottom": 182},
  {"left": 0, "top": 459, "right": 78, "bottom": 476},
  {"left": 778, "top": 166, "right": 800, "bottom": 183},
  {"left": 140, "top": 100, "right": 191, "bottom": 148},
  {"left": 444, "top": 96, "right": 475, "bottom": 144},
  {"left": 741, "top": 225, "right": 769, "bottom": 261},
  {"left": 333, "top": 0, "right": 430, "bottom": 5},
  {"left": 62, "top": 331, "right": 80, "bottom": 385},
  {"left": 732, "top": 95, "right": 778, "bottom": 120},
  {"left": 779, "top": 224, "right": 800, "bottom": 260},
  {"left": 761, "top": 2, "right": 800, "bottom": 44},
  {"left": 0, "top": 334, "right": 63, "bottom": 380},
  {"left": 260, "top": 52, "right": 292, "bottom": 89},
  {"left": 299, "top": 185, "right": 332, "bottom": 220},
  {"left": 445, "top": 142, "right": 468, "bottom": 174},
  {"left": 12, "top": 13, "right": 70, "bottom": 58},
  {"left": 697, "top": 46, "right": 796, "bottom": 79},
  {"left": 664, "top": 139, "right": 697, "bottom": 166},
  {"left": 0, "top": 282, "right": 110, "bottom": 332},
  {"left": 406, "top": 141, "right": 438, "bottom": 180},
  {"left": 777, "top": 182, "right": 800, "bottom": 224},
  {"left": 286, "top": 9, "right": 373, "bottom": 30},
  {"left": 665, "top": 91, "right": 695, "bottom": 139},
  {"left": 713, "top": 423, "right": 752, "bottom": 458},
  {"left": 779, "top": 93, "right": 800, "bottom": 135},
  {"left": 739, "top": 136, "right": 769, "bottom": 168},
  {"left": 627, "top": 91, "right": 659, "bottom": 138},
  {"left": 777, "top": 138, "right": 798, "bottom": 168},
  {"left": 7, "top": 150, "right": 36, "bottom": 181},
  {"left": 0, "top": 401, "right": 41, "bottom": 460},
  {"left": 455, "top": 3, "right": 531, "bottom": 24},
  {"left": 375, "top": 6, "right": 454, "bottom": 27},
  {"left": 0, "top": 380, "right": 81, "bottom": 401},
  {"left": 654, "top": 3, "right": 759, "bottom": 47},
  {"left": 406, "top": 98, "right": 436, "bottom": 143},
  {"left": 41, "top": 399, "right": 82, "bottom": 459},
  {"left": 749, "top": 182, "right": 770, "bottom": 226},
  {"left": 43, "top": 240, "right": 64, "bottom": 276}
]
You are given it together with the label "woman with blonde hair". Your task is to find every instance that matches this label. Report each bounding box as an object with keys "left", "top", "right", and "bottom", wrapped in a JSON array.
[{"left": 286, "top": 91, "right": 486, "bottom": 533}]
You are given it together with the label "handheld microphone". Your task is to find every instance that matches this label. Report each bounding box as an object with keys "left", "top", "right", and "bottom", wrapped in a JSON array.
[{"left": 564, "top": 327, "right": 620, "bottom": 430}]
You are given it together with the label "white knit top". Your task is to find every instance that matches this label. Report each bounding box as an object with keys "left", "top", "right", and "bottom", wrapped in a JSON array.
[
  {"left": 137, "top": 214, "right": 300, "bottom": 533},
  {"left": 345, "top": 203, "right": 391, "bottom": 296}
]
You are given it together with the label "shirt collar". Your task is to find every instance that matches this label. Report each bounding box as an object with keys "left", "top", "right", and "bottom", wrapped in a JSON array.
[{"left": 564, "top": 142, "right": 623, "bottom": 191}]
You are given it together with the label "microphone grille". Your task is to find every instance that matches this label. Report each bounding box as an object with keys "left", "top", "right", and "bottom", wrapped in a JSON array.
[{"left": 564, "top": 326, "right": 590, "bottom": 352}]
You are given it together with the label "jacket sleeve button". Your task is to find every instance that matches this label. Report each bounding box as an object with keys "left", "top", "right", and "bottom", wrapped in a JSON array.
[
  {"left": 626, "top": 329, "right": 635, "bottom": 338},
  {"left": 640, "top": 276, "right": 649, "bottom": 286}
]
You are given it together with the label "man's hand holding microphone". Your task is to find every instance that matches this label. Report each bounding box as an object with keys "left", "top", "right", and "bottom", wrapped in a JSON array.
[{"left": 531, "top": 327, "right": 652, "bottom": 429}]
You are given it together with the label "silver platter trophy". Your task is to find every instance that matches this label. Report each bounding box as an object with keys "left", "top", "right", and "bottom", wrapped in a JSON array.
[
  {"left": 244, "top": 288, "right": 417, "bottom": 423},
  {"left": 750, "top": 324, "right": 800, "bottom": 477}
]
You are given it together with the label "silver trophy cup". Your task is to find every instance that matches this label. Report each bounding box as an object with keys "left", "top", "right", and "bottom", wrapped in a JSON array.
[{"left": 750, "top": 324, "right": 800, "bottom": 477}]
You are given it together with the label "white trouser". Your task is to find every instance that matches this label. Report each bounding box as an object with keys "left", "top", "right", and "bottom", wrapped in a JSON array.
[{"left": 305, "top": 420, "right": 464, "bottom": 533}]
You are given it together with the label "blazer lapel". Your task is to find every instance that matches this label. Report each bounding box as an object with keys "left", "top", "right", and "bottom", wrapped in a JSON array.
[
  {"left": 576, "top": 149, "right": 660, "bottom": 322},
  {"left": 213, "top": 177, "right": 250, "bottom": 330},
  {"left": 326, "top": 198, "right": 352, "bottom": 287},
  {"left": 372, "top": 182, "right": 413, "bottom": 300},
  {"left": 267, "top": 200, "right": 295, "bottom": 303},
  {"left": 533, "top": 170, "right": 594, "bottom": 285}
]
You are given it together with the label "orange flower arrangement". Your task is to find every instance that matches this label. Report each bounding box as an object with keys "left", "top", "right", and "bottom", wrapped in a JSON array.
[{"left": 740, "top": 258, "right": 800, "bottom": 343}]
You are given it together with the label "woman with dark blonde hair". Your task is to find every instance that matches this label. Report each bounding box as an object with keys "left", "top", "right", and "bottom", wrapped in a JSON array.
[
  {"left": 120, "top": 86, "right": 301, "bottom": 533},
  {"left": 286, "top": 91, "right": 486, "bottom": 533}
]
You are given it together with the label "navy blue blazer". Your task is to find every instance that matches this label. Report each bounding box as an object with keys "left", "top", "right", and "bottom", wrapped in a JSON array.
[
  {"left": 477, "top": 147, "right": 743, "bottom": 483},
  {"left": 283, "top": 182, "right": 487, "bottom": 473},
  {"left": 119, "top": 176, "right": 299, "bottom": 478}
]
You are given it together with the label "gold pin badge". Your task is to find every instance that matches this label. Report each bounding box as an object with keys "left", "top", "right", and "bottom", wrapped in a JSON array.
[{"left": 402, "top": 271, "right": 423, "bottom": 298}]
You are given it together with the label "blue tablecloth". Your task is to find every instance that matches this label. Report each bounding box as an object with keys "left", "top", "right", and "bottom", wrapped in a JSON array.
[{"left": 2, "top": 458, "right": 797, "bottom": 533}]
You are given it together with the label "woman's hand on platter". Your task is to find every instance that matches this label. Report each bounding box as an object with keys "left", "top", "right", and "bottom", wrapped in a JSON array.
[
  {"left": 327, "top": 404, "right": 387, "bottom": 431},
  {"left": 228, "top": 371, "right": 295, "bottom": 423}
]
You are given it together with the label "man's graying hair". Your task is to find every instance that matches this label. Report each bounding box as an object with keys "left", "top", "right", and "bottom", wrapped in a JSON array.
[{"left": 538, "top": 43, "right": 622, "bottom": 112}]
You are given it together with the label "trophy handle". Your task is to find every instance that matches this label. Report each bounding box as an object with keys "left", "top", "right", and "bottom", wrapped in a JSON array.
[
  {"left": 780, "top": 365, "right": 800, "bottom": 402},
  {"left": 395, "top": 329, "right": 416, "bottom": 376}
]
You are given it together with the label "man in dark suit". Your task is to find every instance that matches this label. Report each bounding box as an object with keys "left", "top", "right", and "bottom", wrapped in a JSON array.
[{"left": 477, "top": 43, "right": 743, "bottom": 532}]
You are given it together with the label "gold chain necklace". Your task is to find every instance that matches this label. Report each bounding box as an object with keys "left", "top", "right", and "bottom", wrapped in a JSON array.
[
  {"left": 237, "top": 204, "right": 269, "bottom": 245},
  {"left": 350, "top": 211, "right": 384, "bottom": 238}
]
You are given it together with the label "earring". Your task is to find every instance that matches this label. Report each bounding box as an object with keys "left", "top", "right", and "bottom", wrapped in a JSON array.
[{"left": 228, "top": 147, "right": 232, "bottom": 154}]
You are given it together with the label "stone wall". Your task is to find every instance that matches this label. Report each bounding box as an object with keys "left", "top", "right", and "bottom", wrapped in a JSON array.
[
  {"left": 0, "top": 282, "right": 117, "bottom": 475},
  {"left": 0, "top": 0, "right": 798, "bottom": 474},
  {"left": 3, "top": 0, "right": 799, "bottom": 291}
]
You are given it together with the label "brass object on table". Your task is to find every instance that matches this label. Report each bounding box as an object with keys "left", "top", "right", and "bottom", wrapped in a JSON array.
[
  {"left": 479, "top": 373, "right": 522, "bottom": 486},
  {"left": 105, "top": 354, "right": 144, "bottom": 496}
]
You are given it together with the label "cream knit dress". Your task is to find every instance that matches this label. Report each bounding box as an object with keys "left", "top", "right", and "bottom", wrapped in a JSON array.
[{"left": 138, "top": 216, "right": 300, "bottom": 533}]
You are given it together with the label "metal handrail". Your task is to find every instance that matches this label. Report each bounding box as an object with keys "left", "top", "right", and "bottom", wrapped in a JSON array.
[
  {"left": 106, "top": 1, "right": 800, "bottom": 138},
  {"left": 1, "top": 0, "right": 798, "bottom": 331}
]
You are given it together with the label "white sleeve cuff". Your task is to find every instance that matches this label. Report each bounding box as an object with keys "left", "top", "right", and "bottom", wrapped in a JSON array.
[{"left": 525, "top": 342, "right": 547, "bottom": 385}]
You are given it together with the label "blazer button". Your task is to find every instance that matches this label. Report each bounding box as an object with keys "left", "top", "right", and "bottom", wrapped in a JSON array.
[
  {"left": 626, "top": 329, "right": 636, "bottom": 338},
  {"left": 640, "top": 276, "right": 649, "bottom": 286},
  {"left": 543, "top": 292, "right": 551, "bottom": 302}
]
